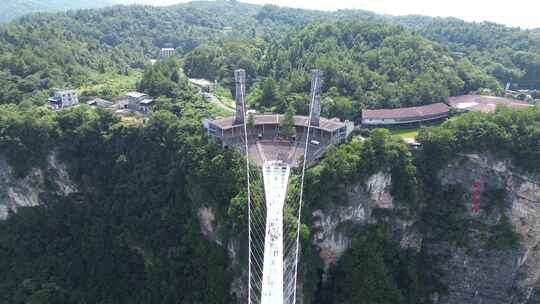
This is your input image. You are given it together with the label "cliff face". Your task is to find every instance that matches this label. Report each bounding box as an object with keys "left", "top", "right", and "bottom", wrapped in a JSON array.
[
  {"left": 0, "top": 153, "right": 77, "bottom": 219},
  {"left": 431, "top": 153, "right": 540, "bottom": 304},
  {"left": 311, "top": 170, "right": 422, "bottom": 287},
  {"left": 2, "top": 150, "right": 532, "bottom": 303},
  {"left": 311, "top": 153, "right": 540, "bottom": 304},
  {"left": 311, "top": 172, "right": 394, "bottom": 270}
]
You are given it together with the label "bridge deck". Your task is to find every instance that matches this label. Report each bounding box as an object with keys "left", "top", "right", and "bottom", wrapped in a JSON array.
[{"left": 261, "top": 161, "right": 290, "bottom": 304}]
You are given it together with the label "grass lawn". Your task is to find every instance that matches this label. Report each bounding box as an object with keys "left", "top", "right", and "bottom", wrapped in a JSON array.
[{"left": 390, "top": 127, "right": 421, "bottom": 139}]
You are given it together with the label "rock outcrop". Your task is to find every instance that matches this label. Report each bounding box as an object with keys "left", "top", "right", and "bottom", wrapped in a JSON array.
[
  {"left": 198, "top": 206, "right": 219, "bottom": 244},
  {"left": 0, "top": 153, "right": 77, "bottom": 220},
  {"left": 311, "top": 172, "right": 395, "bottom": 271},
  {"left": 196, "top": 153, "right": 540, "bottom": 304},
  {"left": 309, "top": 153, "right": 540, "bottom": 303},
  {"left": 429, "top": 153, "right": 540, "bottom": 304}
]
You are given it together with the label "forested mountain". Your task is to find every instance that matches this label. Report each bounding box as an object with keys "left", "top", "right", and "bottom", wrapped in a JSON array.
[
  {"left": 0, "top": 1, "right": 260, "bottom": 104},
  {"left": 258, "top": 21, "right": 497, "bottom": 113},
  {"left": 252, "top": 5, "right": 540, "bottom": 90},
  {"left": 0, "top": 97, "right": 538, "bottom": 303},
  {"left": 389, "top": 16, "right": 540, "bottom": 89},
  {"left": 0, "top": 0, "right": 115, "bottom": 24},
  {"left": 1, "top": 1, "right": 540, "bottom": 304},
  {"left": 0, "top": 105, "right": 237, "bottom": 303},
  {"left": 1, "top": 0, "right": 539, "bottom": 112},
  {"left": 0, "top": 0, "right": 500, "bottom": 116},
  {"left": 184, "top": 20, "right": 500, "bottom": 119}
]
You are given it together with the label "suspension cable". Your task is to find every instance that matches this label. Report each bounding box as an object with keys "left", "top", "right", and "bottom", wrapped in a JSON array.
[
  {"left": 291, "top": 75, "right": 318, "bottom": 304},
  {"left": 239, "top": 73, "right": 253, "bottom": 304}
]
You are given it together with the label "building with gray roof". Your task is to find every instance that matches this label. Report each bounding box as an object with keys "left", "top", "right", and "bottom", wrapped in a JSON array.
[{"left": 205, "top": 70, "right": 351, "bottom": 149}]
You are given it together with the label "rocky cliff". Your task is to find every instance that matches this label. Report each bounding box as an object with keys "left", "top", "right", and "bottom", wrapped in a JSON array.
[
  {"left": 311, "top": 153, "right": 540, "bottom": 304},
  {"left": 432, "top": 153, "right": 540, "bottom": 304},
  {"left": 0, "top": 153, "right": 77, "bottom": 220},
  {"left": 311, "top": 172, "right": 394, "bottom": 270}
]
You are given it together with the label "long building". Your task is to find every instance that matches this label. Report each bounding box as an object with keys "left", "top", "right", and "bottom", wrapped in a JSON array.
[
  {"left": 205, "top": 70, "right": 351, "bottom": 149},
  {"left": 361, "top": 102, "right": 450, "bottom": 126}
]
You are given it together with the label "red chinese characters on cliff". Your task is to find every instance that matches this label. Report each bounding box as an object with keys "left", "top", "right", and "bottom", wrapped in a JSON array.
[{"left": 472, "top": 180, "right": 481, "bottom": 213}]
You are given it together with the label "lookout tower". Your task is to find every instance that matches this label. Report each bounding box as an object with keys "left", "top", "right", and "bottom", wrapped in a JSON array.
[
  {"left": 310, "top": 69, "right": 323, "bottom": 127},
  {"left": 235, "top": 69, "right": 247, "bottom": 125}
]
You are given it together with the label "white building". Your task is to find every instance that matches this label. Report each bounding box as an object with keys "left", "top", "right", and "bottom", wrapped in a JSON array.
[
  {"left": 160, "top": 48, "right": 175, "bottom": 58},
  {"left": 48, "top": 90, "right": 79, "bottom": 109},
  {"left": 127, "top": 92, "right": 154, "bottom": 113}
]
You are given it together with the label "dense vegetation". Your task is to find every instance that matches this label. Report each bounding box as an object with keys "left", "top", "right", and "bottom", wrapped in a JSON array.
[
  {"left": 417, "top": 105, "right": 540, "bottom": 174},
  {"left": 260, "top": 21, "right": 499, "bottom": 115},
  {"left": 392, "top": 16, "right": 540, "bottom": 89},
  {"left": 184, "top": 20, "right": 501, "bottom": 120},
  {"left": 306, "top": 128, "right": 418, "bottom": 209},
  {"left": 2, "top": 0, "right": 539, "bottom": 117},
  {"left": 0, "top": 101, "right": 242, "bottom": 303},
  {"left": 0, "top": 2, "right": 539, "bottom": 303},
  {"left": 317, "top": 225, "right": 429, "bottom": 304},
  {"left": 0, "top": 0, "right": 114, "bottom": 24},
  {"left": 0, "top": 1, "right": 259, "bottom": 104},
  {"left": 252, "top": 5, "right": 540, "bottom": 90}
]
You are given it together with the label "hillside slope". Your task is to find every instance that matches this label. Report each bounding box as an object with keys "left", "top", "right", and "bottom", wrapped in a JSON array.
[
  {"left": 0, "top": 0, "right": 115, "bottom": 24},
  {"left": 0, "top": 1, "right": 499, "bottom": 117},
  {"left": 389, "top": 15, "right": 540, "bottom": 89}
]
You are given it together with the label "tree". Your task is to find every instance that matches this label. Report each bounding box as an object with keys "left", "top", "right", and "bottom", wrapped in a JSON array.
[
  {"left": 247, "top": 112, "right": 255, "bottom": 130},
  {"left": 260, "top": 77, "right": 279, "bottom": 108},
  {"left": 281, "top": 104, "right": 296, "bottom": 138}
]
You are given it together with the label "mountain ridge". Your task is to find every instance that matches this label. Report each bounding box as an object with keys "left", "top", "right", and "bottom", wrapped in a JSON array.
[{"left": 0, "top": 0, "right": 116, "bottom": 24}]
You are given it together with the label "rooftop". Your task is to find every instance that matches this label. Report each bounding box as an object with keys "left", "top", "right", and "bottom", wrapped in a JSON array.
[
  {"left": 210, "top": 114, "right": 346, "bottom": 132},
  {"left": 127, "top": 92, "right": 147, "bottom": 98},
  {"left": 55, "top": 89, "right": 77, "bottom": 94},
  {"left": 362, "top": 103, "right": 450, "bottom": 120},
  {"left": 161, "top": 48, "right": 175, "bottom": 51},
  {"left": 448, "top": 95, "right": 532, "bottom": 112},
  {"left": 139, "top": 99, "right": 154, "bottom": 105},
  {"left": 188, "top": 78, "right": 213, "bottom": 87},
  {"left": 87, "top": 98, "right": 113, "bottom": 107}
]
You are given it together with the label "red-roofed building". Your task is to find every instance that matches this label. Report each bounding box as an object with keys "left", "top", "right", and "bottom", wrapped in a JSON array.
[
  {"left": 447, "top": 95, "right": 532, "bottom": 113},
  {"left": 361, "top": 103, "right": 450, "bottom": 126}
]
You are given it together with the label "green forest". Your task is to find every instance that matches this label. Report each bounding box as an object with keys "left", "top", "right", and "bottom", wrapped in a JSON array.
[
  {"left": 1, "top": 0, "right": 539, "bottom": 116},
  {"left": 2, "top": 100, "right": 536, "bottom": 303},
  {"left": 0, "top": 0, "right": 115, "bottom": 24},
  {"left": 0, "top": 1, "right": 539, "bottom": 303}
]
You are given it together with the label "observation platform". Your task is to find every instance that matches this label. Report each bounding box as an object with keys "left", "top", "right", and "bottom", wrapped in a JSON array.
[{"left": 246, "top": 139, "right": 324, "bottom": 167}]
